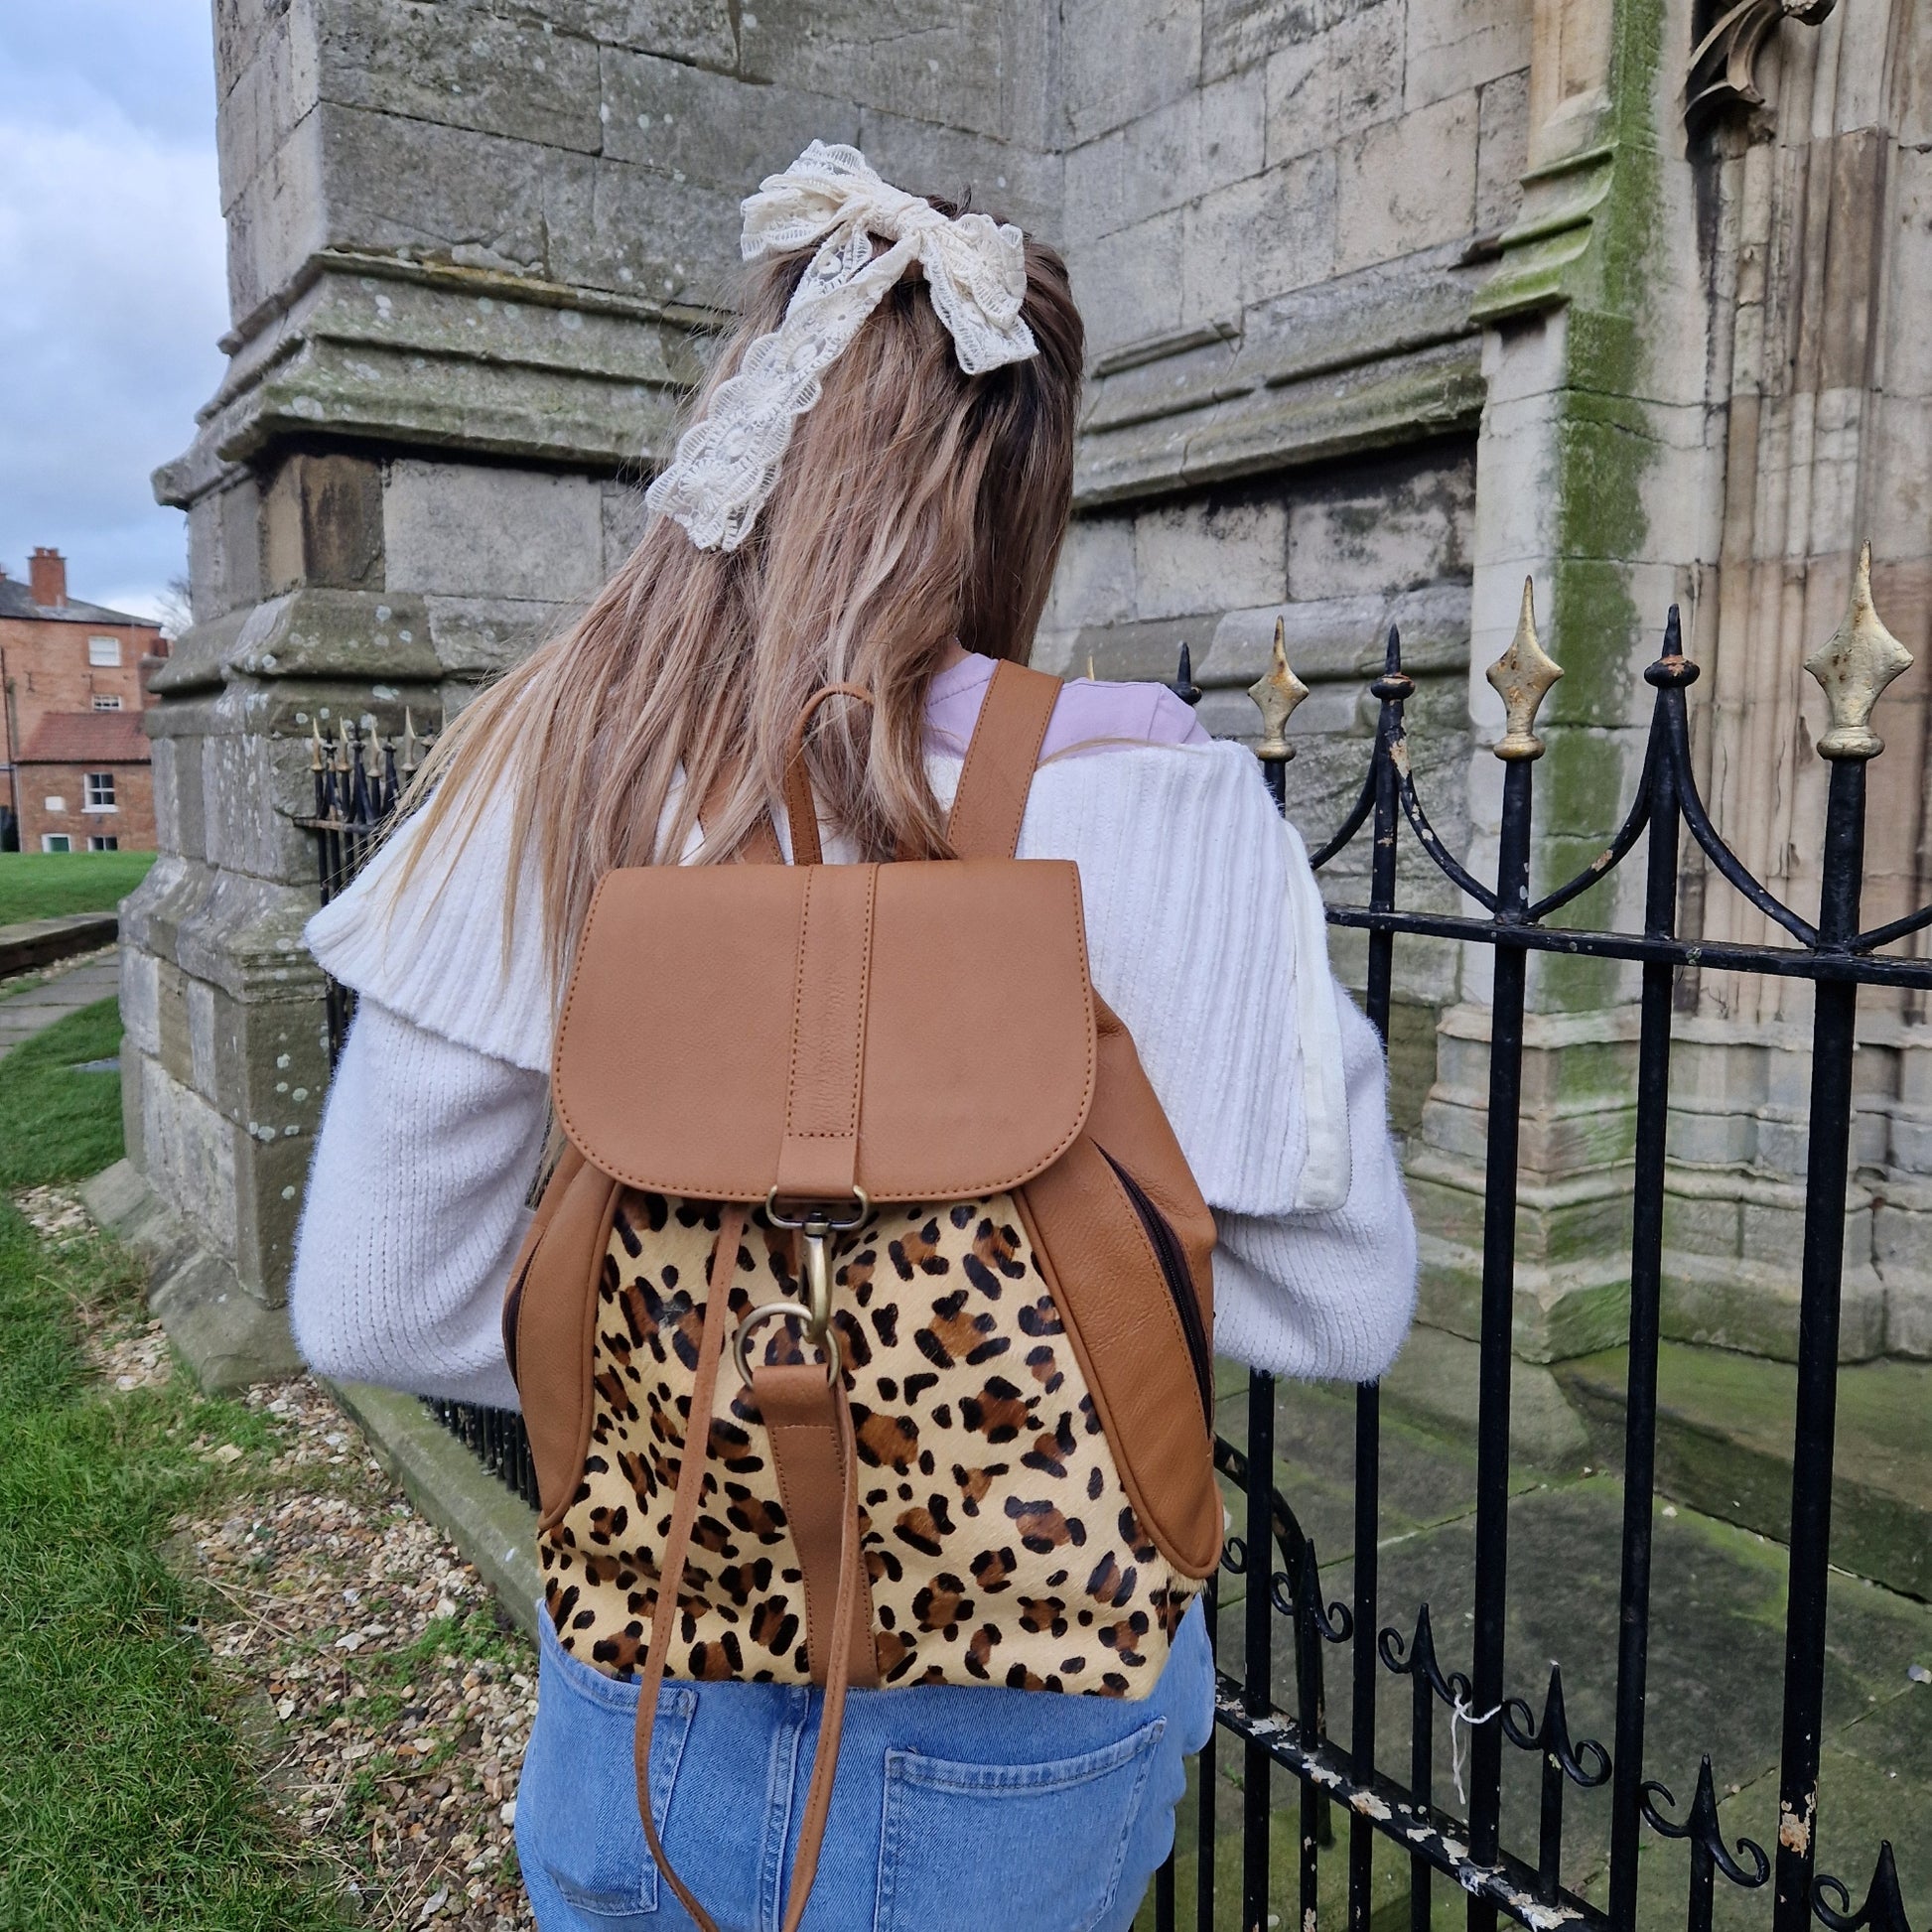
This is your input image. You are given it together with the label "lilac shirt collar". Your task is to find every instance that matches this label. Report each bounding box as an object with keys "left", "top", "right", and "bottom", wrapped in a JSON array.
[{"left": 924, "top": 653, "right": 1210, "bottom": 759}]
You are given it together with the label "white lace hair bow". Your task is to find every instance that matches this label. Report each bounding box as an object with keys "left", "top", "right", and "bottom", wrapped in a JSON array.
[{"left": 644, "top": 141, "right": 1039, "bottom": 552}]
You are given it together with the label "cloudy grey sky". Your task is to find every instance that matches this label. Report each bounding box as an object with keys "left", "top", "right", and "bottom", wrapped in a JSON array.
[{"left": 0, "top": 3, "right": 226, "bottom": 624}]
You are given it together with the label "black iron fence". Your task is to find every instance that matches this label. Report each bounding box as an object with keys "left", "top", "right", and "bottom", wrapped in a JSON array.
[
  {"left": 301, "top": 565, "right": 1925, "bottom": 1932},
  {"left": 296, "top": 714, "right": 546, "bottom": 1514},
  {"left": 1186, "top": 557, "right": 1926, "bottom": 1932}
]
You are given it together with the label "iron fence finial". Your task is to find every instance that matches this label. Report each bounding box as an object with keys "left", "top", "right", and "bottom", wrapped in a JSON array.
[
  {"left": 1487, "top": 577, "right": 1564, "bottom": 761},
  {"left": 1249, "top": 616, "right": 1310, "bottom": 759},
  {"left": 1172, "top": 640, "right": 1202, "bottom": 707},
  {"left": 1806, "top": 541, "right": 1912, "bottom": 761}
]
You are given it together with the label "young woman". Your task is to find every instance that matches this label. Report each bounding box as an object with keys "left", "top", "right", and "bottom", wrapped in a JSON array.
[{"left": 292, "top": 143, "right": 1416, "bottom": 1932}]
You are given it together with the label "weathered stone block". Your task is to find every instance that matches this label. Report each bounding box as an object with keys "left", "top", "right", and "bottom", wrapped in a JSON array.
[
  {"left": 198, "top": 735, "right": 312, "bottom": 884},
  {"left": 317, "top": 0, "right": 604, "bottom": 153},
  {"left": 1287, "top": 453, "right": 1473, "bottom": 599},
  {"left": 600, "top": 47, "right": 857, "bottom": 187},
  {"left": 313, "top": 105, "right": 584, "bottom": 284},
  {"left": 262, "top": 452, "right": 386, "bottom": 596},
  {"left": 233, "top": 1117, "right": 323, "bottom": 1300},
  {"left": 1065, "top": 208, "right": 1184, "bottom": 358},
  {"left": 425, "top": 596, "right": 561, "bottom": 678},
  {"left": 1402, "top": 0, "right": 1529, "bottom": 111},
  {"left": 1335, "top": 92, "right": 1479, "bottom": 274},
  {"left": 1062, "top": 0, "right": 1202, "bottom": 144},
  {"left": 214, "top": 0, "right": 304, "bottom": 99},
  {"left": 539, "top": 0, "right": 736, "bottom": 69},
  {"left": 120, "top": 944, "right": 162, "bottom": 1060},
  {"left": 1203, "top": 0, "right": 1379, "bottom": 82},
  {"left": 225, "top": 107, "right": 328, "bottom": 320},
  {"left": 1043, "top": 517, "right": 1139, "bottom": 634},
  {"left": 1183, "top": 148, "right": 1337, "bottom": 323},
  {"left": 855, "top": 113, "right": 1061, "bottom": 242},
  {"left": 1132, "top": 496, "right": 1288, "bottom": 621},
  {"left": 1063, "top": 69, "right": 1265, "bottom": 245},
  {"left": 1660, "top": 1182, "right": 1742, "bottom": 1258},
  {"left": 739, "top": 0, "right": 1017, "bottom": 139},
  {"left": 1263, "top": 0, "right": 1404, "bottom": 162},
  {"left": 602, "top": 480, "right": 650, "bottom": 573},
  {"left": 550, "top": 156, "right": 743, "bottom": 306},
  {"left": 384, "top": 461, "right": 606, "bottom": 602},
  {"left": 1474, "top": 68, "right": 1529, "bottom": 235},
  {"left": 217, "top": 0, "right": 323, "bottom": 214},
  {"left": 1206, "top": 581, "right": 1471, "bottom": 684},
  {"left": 141, "top": 1054, "right": 242, "bottom": 1262}
]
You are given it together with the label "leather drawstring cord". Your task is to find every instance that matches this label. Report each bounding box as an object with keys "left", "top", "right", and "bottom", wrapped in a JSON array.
[{"left": 629, "top": 1202, "right": 865, "bottom": 1932}]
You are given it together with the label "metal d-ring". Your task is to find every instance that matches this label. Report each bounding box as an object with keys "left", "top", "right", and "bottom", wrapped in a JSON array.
[{"left": 732, "top": 1298, "right": 843, "bottom": 1389}]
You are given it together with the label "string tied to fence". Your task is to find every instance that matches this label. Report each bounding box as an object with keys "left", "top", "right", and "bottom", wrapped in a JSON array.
[{"left": 1449, "top": 1692, "right": 1502, "bottom": 1808}]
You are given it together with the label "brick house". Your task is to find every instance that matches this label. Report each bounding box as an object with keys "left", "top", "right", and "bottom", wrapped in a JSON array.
[
  {"left": 0, "top": 547, "right": 166, "bottom": 849},
  {"left": 15, "top": 711, "right": 156, "bottom": 851}
]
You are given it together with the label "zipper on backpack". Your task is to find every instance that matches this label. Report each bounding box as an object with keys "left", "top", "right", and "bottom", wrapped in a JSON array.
[
  {"left": 501, "top": 1265, "right": 527, "bottom": 1387},
  {"left": 1099, "top": 1148, "right": 1213, "bottom": 1428}
]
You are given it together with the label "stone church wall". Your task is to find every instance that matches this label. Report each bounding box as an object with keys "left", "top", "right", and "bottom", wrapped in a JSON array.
[{"left": 125, "top": 0, "right": 1932, "bottom": 1390}]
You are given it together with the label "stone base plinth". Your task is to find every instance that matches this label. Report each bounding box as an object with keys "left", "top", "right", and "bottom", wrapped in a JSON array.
[{"left": 1406, "top": 1002, "right": 1932, "bottom": 1367}]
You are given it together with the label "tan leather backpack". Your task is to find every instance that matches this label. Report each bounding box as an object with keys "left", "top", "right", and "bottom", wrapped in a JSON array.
[{"left": 503, "top": 661, "right": 1222, "bottom": 1932}]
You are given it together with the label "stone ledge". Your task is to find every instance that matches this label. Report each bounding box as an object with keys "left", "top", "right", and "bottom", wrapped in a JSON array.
[
  {"left": 1558, "top": 1341, "right": 1932, "bottom": 1601},
  {"left": 83, "top": 1159, "right": 540, "bottom": 1633},
  {"left": 328, "top": 1380, "right": 542, "bottom": 1642},
  {"left": 0, "top": 912, "right": 119, "bottom": 978},
  {"left": 1380, "top": 1322, "right": 1592, "bottom": 1470},
  {"left": 81, "top": 1157, "right": 302, "bottom": 1392}
]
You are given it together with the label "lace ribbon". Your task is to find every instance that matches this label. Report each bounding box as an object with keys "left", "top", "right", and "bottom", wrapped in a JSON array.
[{"left": 645, "top": 141, "right": 1039, "bottom": 552}]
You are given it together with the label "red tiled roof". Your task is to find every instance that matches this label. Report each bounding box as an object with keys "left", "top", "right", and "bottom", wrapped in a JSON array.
[{"left": 17, "top": 711, "right": 151, "bottom": 764}]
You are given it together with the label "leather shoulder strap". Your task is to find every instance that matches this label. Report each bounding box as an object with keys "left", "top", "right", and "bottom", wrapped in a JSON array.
[
  {"left": 945, "top": 660, "right": 1060, "bottom": 860},
  {"left": 698, "top": 761, "right": 783, "bottom": 867}
]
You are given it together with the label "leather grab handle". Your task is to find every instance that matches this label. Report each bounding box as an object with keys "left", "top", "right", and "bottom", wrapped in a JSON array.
[{"left": 783, "top": 683, "right": 875, "bottom": 868}]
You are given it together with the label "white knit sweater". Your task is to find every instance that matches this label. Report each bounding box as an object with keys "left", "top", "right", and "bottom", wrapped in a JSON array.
[{"left": 292, "top": 738, "right": 1417, "bottom": 1409}]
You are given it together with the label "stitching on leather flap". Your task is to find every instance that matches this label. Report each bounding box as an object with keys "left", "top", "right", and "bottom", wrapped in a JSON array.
[{"left": 552, "top": 861, "right": 1096, "bottom": 1200}]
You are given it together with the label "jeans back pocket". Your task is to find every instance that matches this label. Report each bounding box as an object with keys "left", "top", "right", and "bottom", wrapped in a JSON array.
[
  {"left": 873, "top": 1720, "right": 1166, "bottom": 1932},
  {"left": 519, "top": 1677, "right": 697, "bottom": 1925}
]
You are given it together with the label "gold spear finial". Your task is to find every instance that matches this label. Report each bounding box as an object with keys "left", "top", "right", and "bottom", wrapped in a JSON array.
[
  {"left": 1805, "top": 541, "right": 1913, "bottom": 760},
  {"left": 1487, "top": 577, "right": 1564, "bottom": 761},
  {"left": 1248, "top": 616, "right": 1310, "bottom": 759},
  {"left": 309, "top": 718, "right": 326, "bottom": 771}
]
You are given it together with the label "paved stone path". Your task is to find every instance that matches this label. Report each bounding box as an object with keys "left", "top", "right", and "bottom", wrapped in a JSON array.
[
  {"left": 1151, "top": 1367, "right": 1932, "bottom": 1932},
  {"left": 0, "top": 950, "right": 120, "bottom": 1061}
]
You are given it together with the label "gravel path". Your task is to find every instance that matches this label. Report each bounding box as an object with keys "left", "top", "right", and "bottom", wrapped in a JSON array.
[{"left": 22, "top": 1182, "right": 541, "bottom": 1931}]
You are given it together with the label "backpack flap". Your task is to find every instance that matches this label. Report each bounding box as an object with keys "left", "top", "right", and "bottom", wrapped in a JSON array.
[{"left": 553, "top": 857, "right": 1097, "bottom": 1202}]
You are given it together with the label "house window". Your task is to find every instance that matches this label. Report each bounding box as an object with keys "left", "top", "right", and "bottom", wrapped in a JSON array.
[
  {"left": 91, "top": 694, "right": 123, "bottom": 711},
  {"left": 41, "top": 834, "right": 70, "bottom": 853},
  {"left": 87, "top": 835, "right": 119, "bottom": 852},
  {"left": 83, "top": 771, "right": 116, "bottom": 811},
  {"left": 43, "top": 795, "right": 66, "bottom": 814},
  {"left": 87, "top": 636, "right": 121, "bottom": 667}
]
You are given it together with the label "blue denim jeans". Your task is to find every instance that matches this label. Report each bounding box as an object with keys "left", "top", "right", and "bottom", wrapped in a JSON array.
[{"left": 515, "top": 1596, "right": 1214, "bottom": 1932}]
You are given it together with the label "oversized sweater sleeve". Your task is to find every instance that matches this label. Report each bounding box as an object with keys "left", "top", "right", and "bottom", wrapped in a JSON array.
[
  {"left": 990, "top": 741, "right": 1416, "bottom": 1381},
  {"left": 1210, "top": 988, "right": 1417, "bottom": 1381},
  {"left": 289, "top": 998, "right": 547, "bottom": 1408}
]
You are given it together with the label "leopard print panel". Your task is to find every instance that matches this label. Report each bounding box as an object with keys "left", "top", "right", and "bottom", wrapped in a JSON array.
[{"left": 539, "top": 1191, "right": 1201, "bottom": 1700}]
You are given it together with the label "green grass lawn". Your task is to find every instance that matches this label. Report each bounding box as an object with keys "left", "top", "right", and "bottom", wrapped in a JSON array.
[
  {"left": 0, "top": 849, "right": 156, "bottom": 926},
  {"left": 0, "top": 1002, "right": 129, "bottom": 1187},
  {"left": 0, "top": 1000, "right": 351, "bottom": 1930}
]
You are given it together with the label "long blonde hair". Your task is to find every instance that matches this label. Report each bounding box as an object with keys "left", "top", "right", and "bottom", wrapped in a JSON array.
[{"left": 400, "top": 203, "right": 1084, "bottom": 982}]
